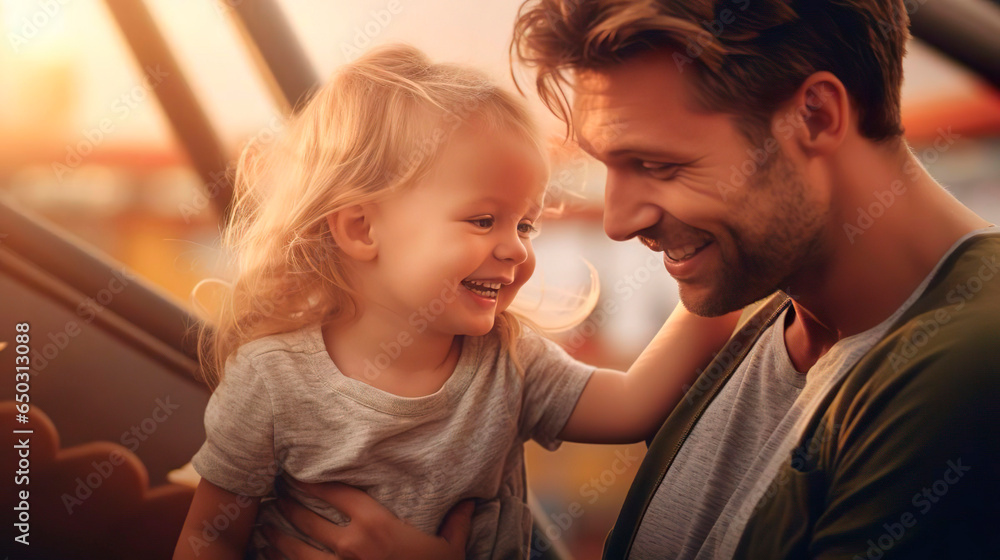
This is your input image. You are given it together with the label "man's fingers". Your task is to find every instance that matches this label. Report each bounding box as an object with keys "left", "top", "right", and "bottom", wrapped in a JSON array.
[
  {"left": 438, "top": 500, "right": 475, "bottom": 547},
  {"left": 262, "top": 523, "right": 339, "bottom": 560},
  {"left": 290, "top": 480, "right": 373, "bottom": 517},
  {"left": 276, "top": 492, "right": 347, "bottom": 551}
]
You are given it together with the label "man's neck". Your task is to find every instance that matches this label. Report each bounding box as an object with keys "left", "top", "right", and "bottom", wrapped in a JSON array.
[{"left": 782, "top": 144, "right": 990, "bottom": 372}]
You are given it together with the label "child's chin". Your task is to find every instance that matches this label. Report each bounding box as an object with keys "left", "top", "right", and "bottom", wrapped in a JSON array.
[{"left": 462, "top": 319, "right": 496, "bottom": 337}]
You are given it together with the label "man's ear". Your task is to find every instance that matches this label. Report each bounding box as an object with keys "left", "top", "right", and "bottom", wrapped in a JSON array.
[
  {"left": 779, "top": 71, "right": 851, "bottom": 156},
  {"left": 326, "top": 204, "right": 378, "bottom": 261}
]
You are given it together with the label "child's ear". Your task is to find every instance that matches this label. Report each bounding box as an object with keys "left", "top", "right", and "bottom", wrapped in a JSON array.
[{"left": 326, "top": 204, "right": 378, "bottom": 261}]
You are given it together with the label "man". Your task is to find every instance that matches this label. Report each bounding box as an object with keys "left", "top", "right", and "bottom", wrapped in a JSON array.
[
  {"left": 264, "top": 1, "right": 998, "bottom": 558},
  {"left": 511, "top": 0, "right": 999, "bottom": 558}
]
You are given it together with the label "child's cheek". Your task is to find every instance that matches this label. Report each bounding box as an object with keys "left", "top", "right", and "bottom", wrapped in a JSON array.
[
  {"left": 515, "top": 251, "right": 537, "bottom": 286},
  {"left": 498, "top": 254, "right": 534, "bottom": 313},
  {"left": 496, "top": 286, "right": 520, "bottom": 315}
]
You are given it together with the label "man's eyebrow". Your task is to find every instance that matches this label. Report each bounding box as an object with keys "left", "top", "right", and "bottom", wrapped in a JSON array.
[{"left": 576, "top": 134, "right": 692, "bottom": 162}]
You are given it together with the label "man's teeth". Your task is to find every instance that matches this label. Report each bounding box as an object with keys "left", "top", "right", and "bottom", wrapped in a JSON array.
[
  {"left": 665, "top": 243, "right": 704, "bottom": 262},
  {"left": 463, "top": 280, "right": 500, "bottom": 298}
]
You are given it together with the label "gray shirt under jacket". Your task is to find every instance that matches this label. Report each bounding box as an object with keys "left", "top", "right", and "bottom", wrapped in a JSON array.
[
  {"left": 191, "top": 324, "right": 595, "bottom": 559},
  {"left": 628, "top": 228, "right": 996, "bottom": 559}
]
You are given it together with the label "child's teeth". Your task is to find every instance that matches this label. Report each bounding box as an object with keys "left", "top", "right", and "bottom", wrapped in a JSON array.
[
  {"left": 463, "top": 279, "right": 500, "bottom": 298},
  {"left": 467, "top": 280, "right": 500, "bottom": 290}
]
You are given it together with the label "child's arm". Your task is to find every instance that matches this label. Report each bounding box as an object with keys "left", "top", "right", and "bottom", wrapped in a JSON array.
[
  {"left": 558, "top": 302, "right": 741, "bottom": 444},
  {"left": 174, "top": 478, "right": 260, "bottom": 560}
]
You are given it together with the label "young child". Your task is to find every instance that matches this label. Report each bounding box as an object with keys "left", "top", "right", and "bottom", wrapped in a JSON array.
[{"left": 174, "top": 44, "right": 739, "bottom": 559}]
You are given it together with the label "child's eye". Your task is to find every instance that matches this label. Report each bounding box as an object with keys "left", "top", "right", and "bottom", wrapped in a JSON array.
[
  {"left": 518, "top": 221, "right": 539, "bottom": 238},
  {"left": 469, "top": 217, "right": 494, "bottom": 229}
]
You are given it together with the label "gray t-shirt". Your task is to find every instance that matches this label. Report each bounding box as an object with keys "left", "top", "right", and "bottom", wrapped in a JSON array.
[
  {"left": 629, "top": 227, "right": 999, "bottom": 559},
  {"left": 191, "top": 325, "right": 595, "bottom": 559},
  {"left": 628, "top": 305, "right": 805, "bottom": 559}
]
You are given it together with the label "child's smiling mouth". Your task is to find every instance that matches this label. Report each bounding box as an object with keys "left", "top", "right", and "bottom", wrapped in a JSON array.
[{"left": 461, "top": 279, "right": 502, "bottom": 300}]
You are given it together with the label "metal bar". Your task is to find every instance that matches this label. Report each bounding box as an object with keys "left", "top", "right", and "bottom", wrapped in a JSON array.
[
  {"left": 910, "top": 0, "right": 1000, "bottom": 91},
  {"left": 102, "top": 0, "right": 235, "bottom": 221},
  {"left": 0, "top": 196, "right": 203, "bottom": 386},
  {"left": 226, "top": 0, "right": 320, "bottom": 113}
]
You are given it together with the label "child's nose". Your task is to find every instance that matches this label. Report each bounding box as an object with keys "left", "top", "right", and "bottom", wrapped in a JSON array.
[{"left": 493, "top": 228, "right": 528, "bottom": 264}]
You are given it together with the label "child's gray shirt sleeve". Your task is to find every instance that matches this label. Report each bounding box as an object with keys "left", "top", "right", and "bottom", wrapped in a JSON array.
[
  {"left": 516, "top": 331, "right": 596, "bottom": 450},
  {"left": 191, "top": 349, "right": 277, "bottom": 496}
]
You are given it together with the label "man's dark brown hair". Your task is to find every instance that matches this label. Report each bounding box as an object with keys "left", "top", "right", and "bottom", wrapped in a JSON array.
[{"left": 512, "top": 0, "right": 910, "bottom": 143}]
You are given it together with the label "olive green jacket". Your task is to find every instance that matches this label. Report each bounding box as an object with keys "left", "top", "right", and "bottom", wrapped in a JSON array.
[{"left": 604, "top": 232, "right": 1000, "bottom": 559}]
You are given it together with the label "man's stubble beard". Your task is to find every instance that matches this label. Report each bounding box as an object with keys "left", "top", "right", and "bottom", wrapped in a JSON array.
[{"left": 680, "top": 149, "right": 828, "bottom": 317}]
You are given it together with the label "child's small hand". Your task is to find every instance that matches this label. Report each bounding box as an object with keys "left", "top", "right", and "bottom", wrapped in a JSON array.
[{"left": 265, "top": 481, "right": 474, "bottom": 560}]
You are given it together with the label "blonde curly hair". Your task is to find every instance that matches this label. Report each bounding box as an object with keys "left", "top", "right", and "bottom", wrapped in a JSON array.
[{"left": 197, "top": 44, "right": 557, "bottom": 389}]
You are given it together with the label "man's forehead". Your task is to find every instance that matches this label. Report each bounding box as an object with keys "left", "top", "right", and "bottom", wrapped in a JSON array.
[
  {"left": 570, "top": 53, "right": 699, "bottom": 154},
  {"left": 571, "top": 79, "right": 638, "bottom": 150},
  {"left": 571, "top": 91, "right": 680, "bottom": 159}
]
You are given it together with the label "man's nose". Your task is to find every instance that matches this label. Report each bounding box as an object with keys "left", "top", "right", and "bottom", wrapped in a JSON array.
[{"left": 603, "top": 169, "right": 661, "bottom": 241}]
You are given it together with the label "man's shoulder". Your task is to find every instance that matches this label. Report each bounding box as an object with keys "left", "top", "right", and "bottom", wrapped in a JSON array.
[
  {"left": 880, "top": 231, "right": 1000, "bottom": 372},
  {"left": 921, "top": 231, "right": 1000, "bottom": 313},
  {"left": 837, "top": 233, "right": 1000, "bottom": 419},
  {"left": 861, "top": 311, "right": 1000, "bottom": 414}
]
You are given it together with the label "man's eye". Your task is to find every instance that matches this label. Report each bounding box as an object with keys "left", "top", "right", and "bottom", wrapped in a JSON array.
[
  {"left": 469, "top": 217, "right": 494, "bottom": 228},
  {"left": 640, "top": 161, "right": 678, "bottom": 179}
]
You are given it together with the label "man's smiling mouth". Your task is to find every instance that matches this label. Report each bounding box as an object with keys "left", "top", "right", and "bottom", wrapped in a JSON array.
[
  {"left": 640, "top": 235, "right": 712, "bottom": 263},
  {"left": 664, "top": 241, "right": 712, "bottom": 263}
]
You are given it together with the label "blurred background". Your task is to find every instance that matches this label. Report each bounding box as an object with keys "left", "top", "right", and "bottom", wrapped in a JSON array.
[{"left": 1, "top": 0, "right": 999, "bottom": 558}]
